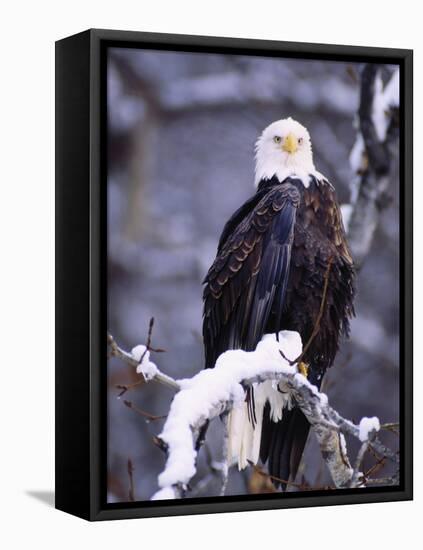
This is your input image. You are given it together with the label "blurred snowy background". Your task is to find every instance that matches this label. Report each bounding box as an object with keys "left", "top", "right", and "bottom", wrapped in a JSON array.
[{"left": 106, "top": 47, "right": 399, "bottom": 502}]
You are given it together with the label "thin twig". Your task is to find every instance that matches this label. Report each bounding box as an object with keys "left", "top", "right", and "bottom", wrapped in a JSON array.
[
  {"left": 127, "top": 458, "right": 135, "bottom": 502},
  {"left": 123, "top": 400, "right": 167, "bottom": 422},
  {"left": 139, "top": 317, "right": 166, "bottom": 359},
  {"left": 248, "top": 462, "right": 334, "bottom": 492},
  {"left": 380, "top": 422, "right": 400, "bottom": 435},
  {"left": 362, "top": 455, "right": 386, "bottom": 480},
  {"left": 108, "top": 332, "right": 180, "bottom": 391},
  {"left": 116, "top": 379, "right": 145, "bottom": 397}
]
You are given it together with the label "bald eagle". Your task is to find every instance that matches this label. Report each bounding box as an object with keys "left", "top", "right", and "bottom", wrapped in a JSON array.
[{"left": 202, "top": 118, "right": 355, "bottom": 489}]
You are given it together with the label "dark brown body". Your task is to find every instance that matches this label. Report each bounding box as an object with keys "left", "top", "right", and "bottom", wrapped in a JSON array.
[
  {"left": 271, "top": 179, "right": 355, "bottom": 384},
  {"left": 202, "top": 175, "right": 355, "bottom": 487}
]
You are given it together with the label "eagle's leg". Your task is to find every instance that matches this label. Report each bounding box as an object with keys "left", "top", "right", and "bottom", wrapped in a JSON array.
[{"left": 298, "top": 362, "right": 309, "bottom": 378}]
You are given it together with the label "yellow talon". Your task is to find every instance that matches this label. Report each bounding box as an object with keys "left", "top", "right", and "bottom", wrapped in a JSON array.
[{"left": 298, "top": 362, "right": 309, "bottom": 378}]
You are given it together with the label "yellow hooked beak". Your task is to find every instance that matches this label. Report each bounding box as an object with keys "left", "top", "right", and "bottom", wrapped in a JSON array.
[{"left": 282, "top": 132, "right": 298, "bottom": 154}]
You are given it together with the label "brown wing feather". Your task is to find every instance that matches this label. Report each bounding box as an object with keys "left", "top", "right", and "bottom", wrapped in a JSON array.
[{"left": 203, "top": 183, "right": 300, "bottom": 369}]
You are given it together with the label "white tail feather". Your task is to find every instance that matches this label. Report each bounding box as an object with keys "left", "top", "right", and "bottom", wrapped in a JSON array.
[{"left": 227, "top": 381, "right": 292, "bottom": 470}]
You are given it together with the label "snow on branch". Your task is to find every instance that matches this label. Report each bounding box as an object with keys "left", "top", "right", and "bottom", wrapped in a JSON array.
[
  {"left": 108, "top": 332, "right": 180, "bottom": 391},
  {"left": 343, "top": 65, "right": 400, "bottom": 267},
  {"left": 108, "top": 330, "right": 399, "bottom": 499}
]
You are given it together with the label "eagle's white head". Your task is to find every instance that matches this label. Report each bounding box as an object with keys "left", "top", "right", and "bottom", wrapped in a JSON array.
[{"left": 254, "top": 118, "right": 321, "bottom": 187}]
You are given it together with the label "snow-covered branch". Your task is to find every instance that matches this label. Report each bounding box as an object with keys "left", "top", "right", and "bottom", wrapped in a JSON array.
[
  {"left": 108, "top": 331, "right": 399, "bottom": 499},
  {"left": 343, "top": 65, "right": 399, "bottom": 267},
  {"left": 108, "top": 332, "right": 180, "bottom": 391}
]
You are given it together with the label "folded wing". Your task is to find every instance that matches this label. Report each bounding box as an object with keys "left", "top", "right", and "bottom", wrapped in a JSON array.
[{"left": 203, "top": 183, "right": 300, "bottom": 370}]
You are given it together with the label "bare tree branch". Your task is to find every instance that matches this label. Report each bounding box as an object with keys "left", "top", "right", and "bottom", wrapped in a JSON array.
[{"left": 345, "top": 65, "right": 399, "bottom": 267}]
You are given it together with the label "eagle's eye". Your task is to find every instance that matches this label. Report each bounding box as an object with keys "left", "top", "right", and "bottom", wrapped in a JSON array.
[
  {"left": 298, "top": 137, "right": 304, "bottom": 145},
  {"left": 273, "top": 136, "right": 282, "bottom": 144}
]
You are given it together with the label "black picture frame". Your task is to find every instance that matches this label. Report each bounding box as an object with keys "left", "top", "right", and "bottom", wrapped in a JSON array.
[{"left": 55, "top": 28, "right": 413, "bottom": 521}]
